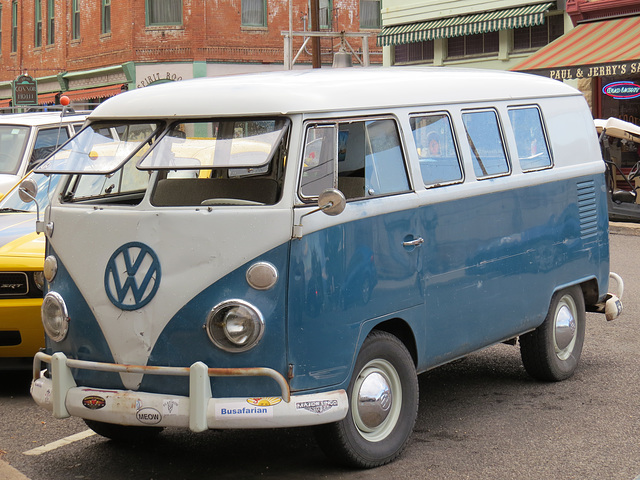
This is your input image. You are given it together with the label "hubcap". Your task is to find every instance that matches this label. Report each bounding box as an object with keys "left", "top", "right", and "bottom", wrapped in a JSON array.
[
  {"left": 351, "top": 359, "right": 403, "bottom": 442},
  {"left": 554, "top": 295, "right": 577, "bottom": 360},
  {"left": 357, "top": 371, "right": 392, "bottom": 429}
]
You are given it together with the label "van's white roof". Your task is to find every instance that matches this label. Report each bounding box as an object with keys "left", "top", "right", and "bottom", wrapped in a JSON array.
[{"left": 90, "top": 67, "right": 580, "bottom": 120}]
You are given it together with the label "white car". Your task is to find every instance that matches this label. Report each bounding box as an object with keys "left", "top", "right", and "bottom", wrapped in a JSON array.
[{"left": 0, "top": 110, "right": 86, "bottom": 197}]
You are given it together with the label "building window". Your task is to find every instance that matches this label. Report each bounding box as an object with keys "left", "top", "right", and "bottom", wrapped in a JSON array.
[
  {"left": 72, "top": 0, "right": 80, "bottom": 39},
  {"left": 35, "top": 0, "right": 42, "bottom": 48},
  {"left": 394, "top": 41, "right": 434, "bottom": 64},
  {"left": 11, "top": 1, "right": 17, "bottom": 53},
  {"left": 241, "top": 0, "right": 266, "bottom": 27},
  {"left": 513, "top": 14, "right": 564, "bottom": 51},
  {"left": 47, "top": 0, "right": 55, "bottom": 44},
  {"left": 360, "top": 0, "right": 380, "bottom": 29},
  {"left": 308, "top": 0, "right": 332, "bottom": 29},
  {"left": 146, "top": 0, "right": 183, "bottom": 26},
  {"left": 448, "top": 31, "right": 499, "bottom": 58},
  {"left": 102, "top": 0, "right": 111, "bottom": 34}
]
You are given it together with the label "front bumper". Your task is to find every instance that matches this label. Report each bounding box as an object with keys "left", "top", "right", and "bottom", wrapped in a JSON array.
[
  {"left": 0, "top": 298, "right": 44, "bottom": 358},
  {"left": 31, "top": 352, "right": 348, "bottom": 431}
]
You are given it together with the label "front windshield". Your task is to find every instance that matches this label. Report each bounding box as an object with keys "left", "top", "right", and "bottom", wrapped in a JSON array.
[
  {"left": 138, "top": 119, "right": 289, "bottom": 170},
  {"left": 0, "top": 125, "right": 30, "bottom": 175},
  {"left": 0, "top": 172, "right": 60, "bottom": 212},
  {"left": 36, "top": 122, "right": 160, "bottom": 174}
]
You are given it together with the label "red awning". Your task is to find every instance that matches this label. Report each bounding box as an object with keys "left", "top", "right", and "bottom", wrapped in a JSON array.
[
  {"left": 63, "top": 84, "right": 125, "bottom": 101},
  {"left": 512, "top": 16, "right": 640, "bottom": 79},
  {"left": 38, "top": 92, "right": 59, "bottom": 104},
  {"left": 0, "top": 98, "right": 11, "bottom": 107}
]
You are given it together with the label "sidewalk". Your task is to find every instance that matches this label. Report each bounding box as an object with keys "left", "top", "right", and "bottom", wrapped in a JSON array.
[
  {"left": 610, "top": 221, "right": 640, "bottom": 236},
  {"left": 0, "top": 461, "right": 30, "bottom": 480}
]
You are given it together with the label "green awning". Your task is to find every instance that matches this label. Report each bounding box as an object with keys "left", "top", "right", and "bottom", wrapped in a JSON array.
[{"left": 377, "top": 2, "right": 554, "bottom": 47}]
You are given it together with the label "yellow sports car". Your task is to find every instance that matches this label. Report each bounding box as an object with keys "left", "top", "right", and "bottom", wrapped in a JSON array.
[{"left": 0, "top": 173, "right": 60, "bottom": 369}]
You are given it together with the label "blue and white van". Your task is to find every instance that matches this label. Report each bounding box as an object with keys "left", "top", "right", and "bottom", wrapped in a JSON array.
[{"left": 28, "top": 68, "right": 623, "bottom": 468}]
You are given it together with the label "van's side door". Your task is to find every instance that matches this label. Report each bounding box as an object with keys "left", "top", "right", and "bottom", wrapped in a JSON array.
[{"left": 288, "top": 117, "right": 424, "bottom": 391}]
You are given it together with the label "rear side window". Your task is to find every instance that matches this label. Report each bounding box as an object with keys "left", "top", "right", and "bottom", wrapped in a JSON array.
[
  {"left": 31, "top": 127, "right": 70, "bottom": 168},
  {"left": 508, "top": 106, "right": 552, "bottom": 171},
  {"left": 462, "top": 110, "right": 510, "bottom": 178},
  {"left": 301, "top": 118, "right": 410, "bottom": 200},
  {"left": 410, "top": 113, "right": 462, "bottom": 186}
]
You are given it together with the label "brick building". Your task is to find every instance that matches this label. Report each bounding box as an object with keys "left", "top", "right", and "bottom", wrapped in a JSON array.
[{"left": 0, "top": 0, "right": 382, "bottom": 107}]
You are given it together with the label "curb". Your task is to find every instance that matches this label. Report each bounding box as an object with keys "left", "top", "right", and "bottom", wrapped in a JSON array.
[
  {"left": 0, "top": 460, "right": 30, "bottom": 480},
  {"left": 609, "top": 221, "right": 640, "bottom": 236}
]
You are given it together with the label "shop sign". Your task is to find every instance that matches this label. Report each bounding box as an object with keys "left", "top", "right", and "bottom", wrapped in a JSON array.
[
  {"left": 13, "top": 74, "right": 38, "bottom": 105},
  {"left": 532, "top": 61, "right": 640, "bottom": 81},
  {"left": 602, "top": 81, "right": 640, "bottom": 100}
]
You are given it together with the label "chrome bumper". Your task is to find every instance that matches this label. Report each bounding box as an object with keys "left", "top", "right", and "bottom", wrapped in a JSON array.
[{"left": 31, "top": 352, "right": 348, "bottom": 431}]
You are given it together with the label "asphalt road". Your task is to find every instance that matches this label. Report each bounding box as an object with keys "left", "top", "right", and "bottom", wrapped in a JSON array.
[{"left": 1, "top": 227, "right": 639, "bottom": 480}]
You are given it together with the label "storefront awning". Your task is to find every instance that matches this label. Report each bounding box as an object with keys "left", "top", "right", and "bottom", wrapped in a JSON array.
[
  {"left": 63, "top": 84, "right": 125, "bottom": 102},
  {"left": 377, "top": 2, "right": 554, "bottom": 47},
  {"left": 38, "top": 92, "right": 59, "bottom": 105},
  {"left": 512, "top": 16, "right": 640, "bottom": 79}
]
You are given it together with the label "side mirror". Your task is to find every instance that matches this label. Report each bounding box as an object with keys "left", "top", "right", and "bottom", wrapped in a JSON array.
[
  {"left": 612, "top": 189, "right": 637, "bottom": 204},
  {"left": 318, "top": 188, "right": 346, "bottom": 216},
  {"left": 293, "top": 188, "right": 347, "bottom": 239},
  {"left": 19, "top": 178, "right": 39, "bottom": 203},
  {"left": 18, "top": 178, "right": 46, "bottom": 234}
]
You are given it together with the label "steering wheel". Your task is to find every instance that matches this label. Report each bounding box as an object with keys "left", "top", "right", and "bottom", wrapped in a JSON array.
[{"left": 629, "top": 161, "right": 640, "bottom": 180}]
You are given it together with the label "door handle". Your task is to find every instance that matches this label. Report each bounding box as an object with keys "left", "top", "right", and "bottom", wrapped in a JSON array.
[{"left": 402, "top": 237, "right": 424, "bottom": 247}]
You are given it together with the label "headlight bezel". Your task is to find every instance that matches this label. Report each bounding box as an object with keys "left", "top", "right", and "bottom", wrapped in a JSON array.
[
  {"left": 41, "top": 291, "right": 70, "bottom": 342},
  {"left": 205, "top": 299, "right": 264, "bottom": 353}
]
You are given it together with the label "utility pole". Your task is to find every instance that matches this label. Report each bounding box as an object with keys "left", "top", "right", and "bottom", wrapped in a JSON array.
[{"left": 310, "top": 0, "right": 321, "bottom": 68}]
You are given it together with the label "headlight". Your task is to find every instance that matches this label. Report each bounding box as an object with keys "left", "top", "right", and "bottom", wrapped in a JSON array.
[
  {"left": 205, "top": 300, "right": 264, "bottom": 353},
  {"left": 44, "top": 255, "right": 58, "bottom": 282},
  {"left": 41, "top": 292, "right": 70, "bottom": 342},
  {"left": 33, "top": 271, "right": 45, "bottom": 291}
]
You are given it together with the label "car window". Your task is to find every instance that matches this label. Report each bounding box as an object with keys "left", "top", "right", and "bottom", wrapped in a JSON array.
[
  {"left": 31, "top": 127, "right": 71, "bottom": 169},
  {"left": 462, "top": 109, "right": 510, "bottom": 178},
  {"left": 508, "top": 106, "right": 552, "bottom": 171},
  {"left": 300, "top": 118, "right": 410, "bottom": 200},
  {"left": 410, "top": 113, "right": 463, "bottom": 186}
]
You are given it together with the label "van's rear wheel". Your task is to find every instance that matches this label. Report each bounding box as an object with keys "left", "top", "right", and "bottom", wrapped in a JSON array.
[
  {"left": 520, "top": 285, "right": 586, "bottom": 381},
  {"left": 84, "top": 419, "right": 163, "bottom": 442},
  {"left": 315, "top": 331, "right": 418, "bottom": 468}
]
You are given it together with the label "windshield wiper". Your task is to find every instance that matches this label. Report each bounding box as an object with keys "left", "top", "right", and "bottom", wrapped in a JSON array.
[{"left": 0, "top": 207, "right": 31, "bottom": 213}]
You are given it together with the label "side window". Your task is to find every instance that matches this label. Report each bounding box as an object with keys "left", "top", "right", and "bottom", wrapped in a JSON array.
[
  {"left": 508, "top": 106, "right": 552, "bottom": 171},
  {"left": 31, "top": 127, "right": 70, "bottom": 168},
  {"left": 337, "top": 119, "right": 409, "bottom": 199},
  {"left": 410, "top": 113, "right": 462, "bottom": 186},
  {"left": 461, "top": 110, "right": 509, "bottom": 178},
  {"left": 300, "top": 124, "right": 336, "bottom": 198},
  {"left": 300, "top": 119, "right": 410, "bottom": 200}
]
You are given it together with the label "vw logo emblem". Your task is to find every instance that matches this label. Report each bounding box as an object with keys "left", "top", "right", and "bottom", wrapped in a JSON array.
[{"left": 104, "top": 242, "right": 161, "bottom": 310}]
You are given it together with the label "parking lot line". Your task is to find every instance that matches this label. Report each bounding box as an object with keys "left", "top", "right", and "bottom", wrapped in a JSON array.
[{"left": 22, "top": 430, "right": 96, "bottom": 456}]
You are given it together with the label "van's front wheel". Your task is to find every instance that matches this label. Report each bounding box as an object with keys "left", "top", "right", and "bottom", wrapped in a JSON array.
[
  {"left": 314, "top": 331, "right": 418, "bottom": 468},
  {"left": 520, "top": 285, "right": 586, "bottom": 381}
]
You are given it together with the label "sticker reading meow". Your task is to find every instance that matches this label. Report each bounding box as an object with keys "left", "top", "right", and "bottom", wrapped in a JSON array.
[{"left": 136, "top": 407, "right": 162, "bottom": 425}]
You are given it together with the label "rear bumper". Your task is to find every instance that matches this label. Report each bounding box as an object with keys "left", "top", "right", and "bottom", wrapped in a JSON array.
[{"left": 30, "top": 352, "right": 348, "bottom": 431}]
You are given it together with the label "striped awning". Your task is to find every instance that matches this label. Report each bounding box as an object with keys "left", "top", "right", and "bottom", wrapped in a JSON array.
[
  {"left": 512, "top": 16, "right": 640, "bottom": 79},
  {"left": 63, "top": 84, "right": 125, "bottom": 102},
  {"left": 377, "top": 2, "right": 554, "bottom": 47}
]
